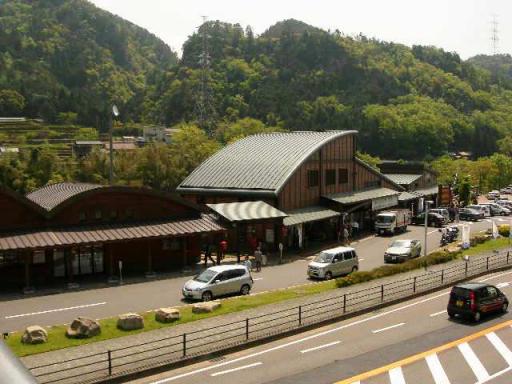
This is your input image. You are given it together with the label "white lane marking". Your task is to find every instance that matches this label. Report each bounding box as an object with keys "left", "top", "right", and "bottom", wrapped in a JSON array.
[
  {"left": 480, "top": 271, "right": 512, "bottom": 282},
  {"left": 458, "top": 342, "right": 490, "bottom": 382},
  {"left": 210, "top": 362, "right": 262, "bottom": 377},
  {"left": 358, "top": 236, "right": 375, "bottom": 243},
  {"left": 475, "top": 366, "right": 512, "bottom": 384},
  {"left": 372, "top": 322, "right": 405, "bottom": 334},
  {"left": 496, "top": 282, "right": 510, "bottom": 289},
  {"left": 428, "top": 230, "right": 438, "bottom": 235},
  {"left": 253, "top": 278, "right": 264, "bottom": 281},
  {"left": 300, "top": 340, "right": 340, "bottom": 354},
  {"left": 486, "top": 332, "right": 512, "bottom": 365},
  {"left": 359, "top": 258, "right": 365, "bottom": 262},
  {"left": 430, "top": 310, "right": 447, "bottom": 317},
  {"left": 4, "top": 302, "right": 107, "bottom": 319},
  {"left": 149, "top": 290, "right": 453, "bottom": 383},
  {"left": 426, "top": 354, "right": 451, "bottom": 384},
  {"left": 389, "top": 366, "right": 406, "bottom": 384}
]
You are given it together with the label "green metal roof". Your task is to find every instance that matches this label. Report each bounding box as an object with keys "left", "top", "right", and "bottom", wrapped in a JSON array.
[
  {"left": 323, "top": 187, "right": 400, "bottom": 205},
  {"left": 283, "top": 206, "right": 340, "bottom": 226},
  {"left": 398, "top": 191, "right": 419, "bottom": 202},
  {"left": 384, "top": 174, "right": 423, "bottom": 186}
]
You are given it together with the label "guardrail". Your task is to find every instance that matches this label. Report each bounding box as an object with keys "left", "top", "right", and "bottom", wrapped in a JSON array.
[{"left": 29, "top": 250, "right": 512, "bottom": 384}]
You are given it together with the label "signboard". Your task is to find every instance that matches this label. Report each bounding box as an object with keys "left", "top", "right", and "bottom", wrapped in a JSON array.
[
  {"left": 372, "top": 195, "right": 399, "bottom": 211},
  {"left": 265, "top": 228, "right": 275, "bottom": 243},
  {"left": 438, "top": 185, "right": 452, "bottom": 206}
]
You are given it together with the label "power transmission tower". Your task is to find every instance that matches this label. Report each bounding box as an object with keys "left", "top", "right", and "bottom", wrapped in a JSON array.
[
  {"left": 194, "top": 16, "right": 217, "bottom": 137},
  {"left": 491, "top": 15, "right": 499, "bottom": 55}
]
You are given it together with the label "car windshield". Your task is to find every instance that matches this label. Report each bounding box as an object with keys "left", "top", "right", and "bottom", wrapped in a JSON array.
[
  {"left": 193, "top": 269, "right": 217, "bottom": 283},
  {"left": 314, "top": 252, "right": 333, "bottom": 263},
  {"left": 376, "top": 215, "right": 394, "bottom": 223},
  {"left": 390, "top": 240, "right": 411, "bottom": 248}
]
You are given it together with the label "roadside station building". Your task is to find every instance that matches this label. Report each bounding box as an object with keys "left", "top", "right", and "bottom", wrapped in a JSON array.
[
  {"left": 177, "top": 131, "right": 404, "bottom": 253},
  {"left": 0, "top": 183, "right": 225, "bottom": 291}
]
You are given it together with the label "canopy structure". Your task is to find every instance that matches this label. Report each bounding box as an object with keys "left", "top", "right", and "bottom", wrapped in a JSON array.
[
  {"left": 323, "top": 188, "right": 400, "bottom": 211},
  {"left": 207, "top": 201, "right": 287, "bottom": 223},
  {"left": 284, "top": 206, "right": 340, "bottom": 227}
]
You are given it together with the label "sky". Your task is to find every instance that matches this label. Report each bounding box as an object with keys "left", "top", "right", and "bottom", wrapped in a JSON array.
[{"left": 89, "top": 0, "right": 511, "bottom": 59}]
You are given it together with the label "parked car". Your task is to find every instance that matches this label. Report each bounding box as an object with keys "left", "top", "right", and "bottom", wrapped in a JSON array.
[
  {"left": 307, "top": 246, "right": 358, "bottom": 280},
  {"left": 430, "top": 208, "right": 450, "bottom": 223},
  {"left": 384, "top": 239, "right": 421, "bottom": 263},
  {"left": 458, "top": 207, "right": 483, "bottom": 221},
  {"left": 447, "top": 282, "right": 508, "bottom": 322},
  {"left": 467, "top": 204, "right": 491, "bottom": 217},
  {"left": 410, "top": 212, "right": 446, "bottom": 227},
  {"left": 500, "top": 187, "right": 512, "bottom": 194},
  {"left": 487, "top": 190, "right": 500, "bottom": 200},
  {"left": 495, "top": 200, "right": 512, "bottom": 210},
  {"left": 480, "top": 202, "right": 511, "bottom": 216},
  {"left": 182, "top": 265, "right": 253, "bottom": 301}
]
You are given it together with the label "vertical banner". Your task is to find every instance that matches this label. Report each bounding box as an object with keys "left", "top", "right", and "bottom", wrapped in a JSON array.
[
  {"left": 492, "top": 221, "right": 499, "bottom": 239},
  {"left": 462, "top": 224, "right": 471, "bottom": 249}
]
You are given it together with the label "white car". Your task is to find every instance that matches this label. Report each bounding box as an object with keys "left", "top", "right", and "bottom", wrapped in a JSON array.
[
  {"left": 384, "top": 239, "right": 422, "bottom": 263},
  {"left": 182, "top": 265, "right": 253, "bottom": 301},
  {"left": 307, "top": 246, "right": 358, "bottom": 280},
  {"left": 487, "top": 190, "right": 500, "bottom": 200}
]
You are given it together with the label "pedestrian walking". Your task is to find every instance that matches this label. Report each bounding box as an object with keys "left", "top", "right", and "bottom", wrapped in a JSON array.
[
  {"left": 242, "top": 254, "right": 252, "bottom": 271},
  {"left": 343, "top": 226, "right": 349, "bottom": 245},
  {"left": 254, "top": 247, "right": 263, "bottom": 272},
  {"left": 204, "top": 244, "right": 215, "bottom": 266}
]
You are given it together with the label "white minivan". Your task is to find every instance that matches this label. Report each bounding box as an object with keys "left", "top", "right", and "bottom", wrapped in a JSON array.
[{"left": 307, "top": 246, "right": 359, "bottom": 280}]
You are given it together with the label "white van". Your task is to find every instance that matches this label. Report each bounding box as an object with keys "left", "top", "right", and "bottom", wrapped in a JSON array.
[
  {"left": 467, "top": 204, "right": 491, "bottom": 217},
  {"left": 307, "top": 246, "right": 359, "bottom": 280}
]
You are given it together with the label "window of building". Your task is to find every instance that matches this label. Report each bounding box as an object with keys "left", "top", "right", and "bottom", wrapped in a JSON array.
[
  {"left": 325, "top": 169, "right": 336, "bottom": 186},
  {"left": 338, "top": 168, "right": 348, "bottom": 184},
  {"left": 110, "top": 210, "right": 118, "bottom": 220},
  {"left": 308, "top": 170, "right": 319, "bottom": 187},
  {"left": 364, "top": 180, "right": 381, "bottom": 188},
  {"left": 95, "top": 209, "right": 102, "bottom": 220},
  {"left": 125, "top": 208, "right": 134, "bottom": 219},
  {"left": 79, "top": 211, "right": 86, "bottom": 222}
]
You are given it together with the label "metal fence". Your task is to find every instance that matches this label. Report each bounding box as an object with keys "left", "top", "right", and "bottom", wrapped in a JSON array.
[{"left": 29, "top": 250, "right": 512, "bottom": 384}]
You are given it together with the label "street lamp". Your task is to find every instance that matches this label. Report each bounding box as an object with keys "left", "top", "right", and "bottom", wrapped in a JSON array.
[
  {"left": 424, "top": 200, "right": 434, "bottom": 270},
  {"left": 109, "top": 105, "right": 120, "bottom": 185}
]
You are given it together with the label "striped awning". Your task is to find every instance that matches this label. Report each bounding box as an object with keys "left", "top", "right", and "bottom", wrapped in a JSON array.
[
  {"left": 207, "top": 201, "right": 287, "bottom": 222},
  {"left": 0, "top": 214, "right": 225, "bottom": 251},
  {"left": 412, "top": 186, "right": 439, "bottom": 197},
  {"left": 398, "top": 191, "right": 419, "bottom": 202},
  {"left": 284, "top": 206, "right": 340, "bottom": 226}
]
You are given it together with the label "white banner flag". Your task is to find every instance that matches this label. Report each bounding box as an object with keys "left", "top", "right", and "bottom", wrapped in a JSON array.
[
  {"left": 492, "top": 221, "right": 499, "bottom": 239},
  {"left": 462, "top": 224, "right": 471, "bottom": 249}
]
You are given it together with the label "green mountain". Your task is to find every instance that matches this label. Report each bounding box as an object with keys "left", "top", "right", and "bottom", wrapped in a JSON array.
[
  {"left": 467, "top": 54, "right": 512, "bottom": 88},
  {"left": 0, "top": 0, "right": 177, "bottom": 128},
  {"left": 146, "top": 19, "right": 512, "bottom": 159}
]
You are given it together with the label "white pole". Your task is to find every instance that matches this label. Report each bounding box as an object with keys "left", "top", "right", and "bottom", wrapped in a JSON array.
[{"left": 424, "top": 202, "right": 429, "bottom": 258}]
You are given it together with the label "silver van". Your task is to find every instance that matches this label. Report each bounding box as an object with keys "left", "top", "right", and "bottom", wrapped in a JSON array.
[
  {"left": 307, "top": 246, "right": 359, "bottom": 280},
  {"left": 182, "top": 265, "right": 253, "bottom": 301},
  {"left": 430, "top": 208, "right": 450, "bottom": 223},
  {"left": 467, "top": 204, "right": 491, "bottom": 217}
]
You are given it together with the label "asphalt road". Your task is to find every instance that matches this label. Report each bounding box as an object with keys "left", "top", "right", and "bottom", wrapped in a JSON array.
[
  {"left": 127, "top": 269, "right": 512, "bottom": 384},
  {"left": 0, "top": 217, "right": 506, "bottom": 332}
]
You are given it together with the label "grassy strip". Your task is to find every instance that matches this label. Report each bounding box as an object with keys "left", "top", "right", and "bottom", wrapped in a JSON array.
[{"left": 8, "top": 237, "right": 511, "bottom": 357}]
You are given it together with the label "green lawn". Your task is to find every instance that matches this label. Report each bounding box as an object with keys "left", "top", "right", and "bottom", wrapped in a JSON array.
[{"left": 7, "top": 237, "right": 511, "bottom": 357}]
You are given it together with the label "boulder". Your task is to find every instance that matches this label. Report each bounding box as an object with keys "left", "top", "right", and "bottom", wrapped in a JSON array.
[
  {"left": 117, "top": 313, "right": 144, "bottom": 330},
  {"left": 21, "top": 326, "right": 48, "bottom": 344},
  {"left": 155, "top": 307, "right": 180, "bottom": 323},
  {"left": 192, "top": 300, "right": 221, "bottom": 314},
  {"left": 66, "top": 317, "right": 101, "bottom": 338}
]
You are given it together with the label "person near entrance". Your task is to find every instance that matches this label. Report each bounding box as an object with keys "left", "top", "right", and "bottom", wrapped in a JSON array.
[
  {"left": 254, "top": 247, "right": 263, "bottom": 272},
  {"left": 351, "top": 220, "right": 359, "bottom": 237},
  {"left": 343, "top": 226, "right": 350, "bottom": 245},
  {"left": 203, "top": 244, "right": 215, "bottom": 266},
  {"left": 219, "top": 238, "right": 228, "bottom": 264}
]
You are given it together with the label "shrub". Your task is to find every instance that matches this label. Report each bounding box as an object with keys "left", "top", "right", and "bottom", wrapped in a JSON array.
[{"left": 499, "top": 225, "right": 510, "bottom": 237}]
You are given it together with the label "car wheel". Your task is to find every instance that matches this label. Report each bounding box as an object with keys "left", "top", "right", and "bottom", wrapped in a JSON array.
[
  {"left": 202, "top": 291, "right": 213, "bottom": 302},
  {"left": 473, "top": 311, "right": 481, "bottom": 322},
  {"left": 448, "top": 311, "right": 455, "bottom": 318},
  {"left": 351, "top": 266, "right": 358, "bottom": 273},
  {"left": 325, "top": 271, "right": 333, "bottom": 280},
  {"left": 240, "top": 284, "right": 250, "bottom": 295},
  {"left": 502, "top": 302, "right": 508, "bottom": 313}
]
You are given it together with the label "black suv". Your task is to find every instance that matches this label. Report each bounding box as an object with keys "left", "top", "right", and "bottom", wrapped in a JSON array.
[
  {"left": 458, "top": 208, "right": 483, "bottom": 221},
  {"left": 447, "top": 283, "right": 508, "bottom": 322},
  {"left": 411, "top": 212, "right": 445, "bottom": 227}
]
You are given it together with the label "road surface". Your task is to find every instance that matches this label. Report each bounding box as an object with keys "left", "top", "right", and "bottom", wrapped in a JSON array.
[
  {"left": 127, "top": 269, "right": 512, "bottom": 384},
  {"left": 0, "top": 217, "right": 506, "bottom": 332}
]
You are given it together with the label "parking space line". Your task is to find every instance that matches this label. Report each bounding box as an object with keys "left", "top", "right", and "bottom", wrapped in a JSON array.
[
  {"left": 210, "top": 362, "right": 262, "bottom": 377},
  {"left": 372, "top": 323, "right": 405, "bottom": 334},
  {"left": 486, "top": 332, "right": 512, "bottom": 365},
  {"left": 388, "top": 367, "right": 406, "bottom": 384},
  {"left": 425, "top": 354, "right": 450, "bottom": 384},
  {"left": 300, "top": 340, "right": 340, "bottom": 354}
]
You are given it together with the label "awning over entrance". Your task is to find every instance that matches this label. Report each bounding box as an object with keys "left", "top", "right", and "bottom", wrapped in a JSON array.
[
  {"left": 283, "top": 206, "right": 340, "bottom": 227},
  {"left": 412, "top": 186, "right": 438, "bottom": 197},
  {"left": 207, "top": 201, "right": 287, "bottom": 222},
  {"left": 323, "top": 188, "right": 400, "bottom": 211},
  {"left": 0, "top": 214, "right": 224, "bottom": 251},
  {"left": 398, "top": 191, "right": 419, "bottom": 202}
]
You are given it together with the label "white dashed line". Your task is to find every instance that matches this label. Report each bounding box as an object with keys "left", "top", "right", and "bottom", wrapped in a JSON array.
[
  {"left": 5, "top": 302, "right": 107, "bottom": 319},
  {"left": 211, "top": 362, "right": 262, "bottom": 377},
  {"left": 429, "top": 310, "right": 447, "bottom": 317},
  {"left": 372, "top": 322, "right": 405, "bottom": 334},
  {"left": 300, "top": 340, "right": 340, "bottom": 353}
]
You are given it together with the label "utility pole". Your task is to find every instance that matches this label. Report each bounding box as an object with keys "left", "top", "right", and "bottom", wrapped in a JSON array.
[
  {"left": 491, "top": 14, "right": 499, "bottom": 55},
  {"left": 109, "top": 105, "right": 119, "bottom": 185},
  {"left": 194, "top": 16, "right": 216, "bottom": 137}
]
